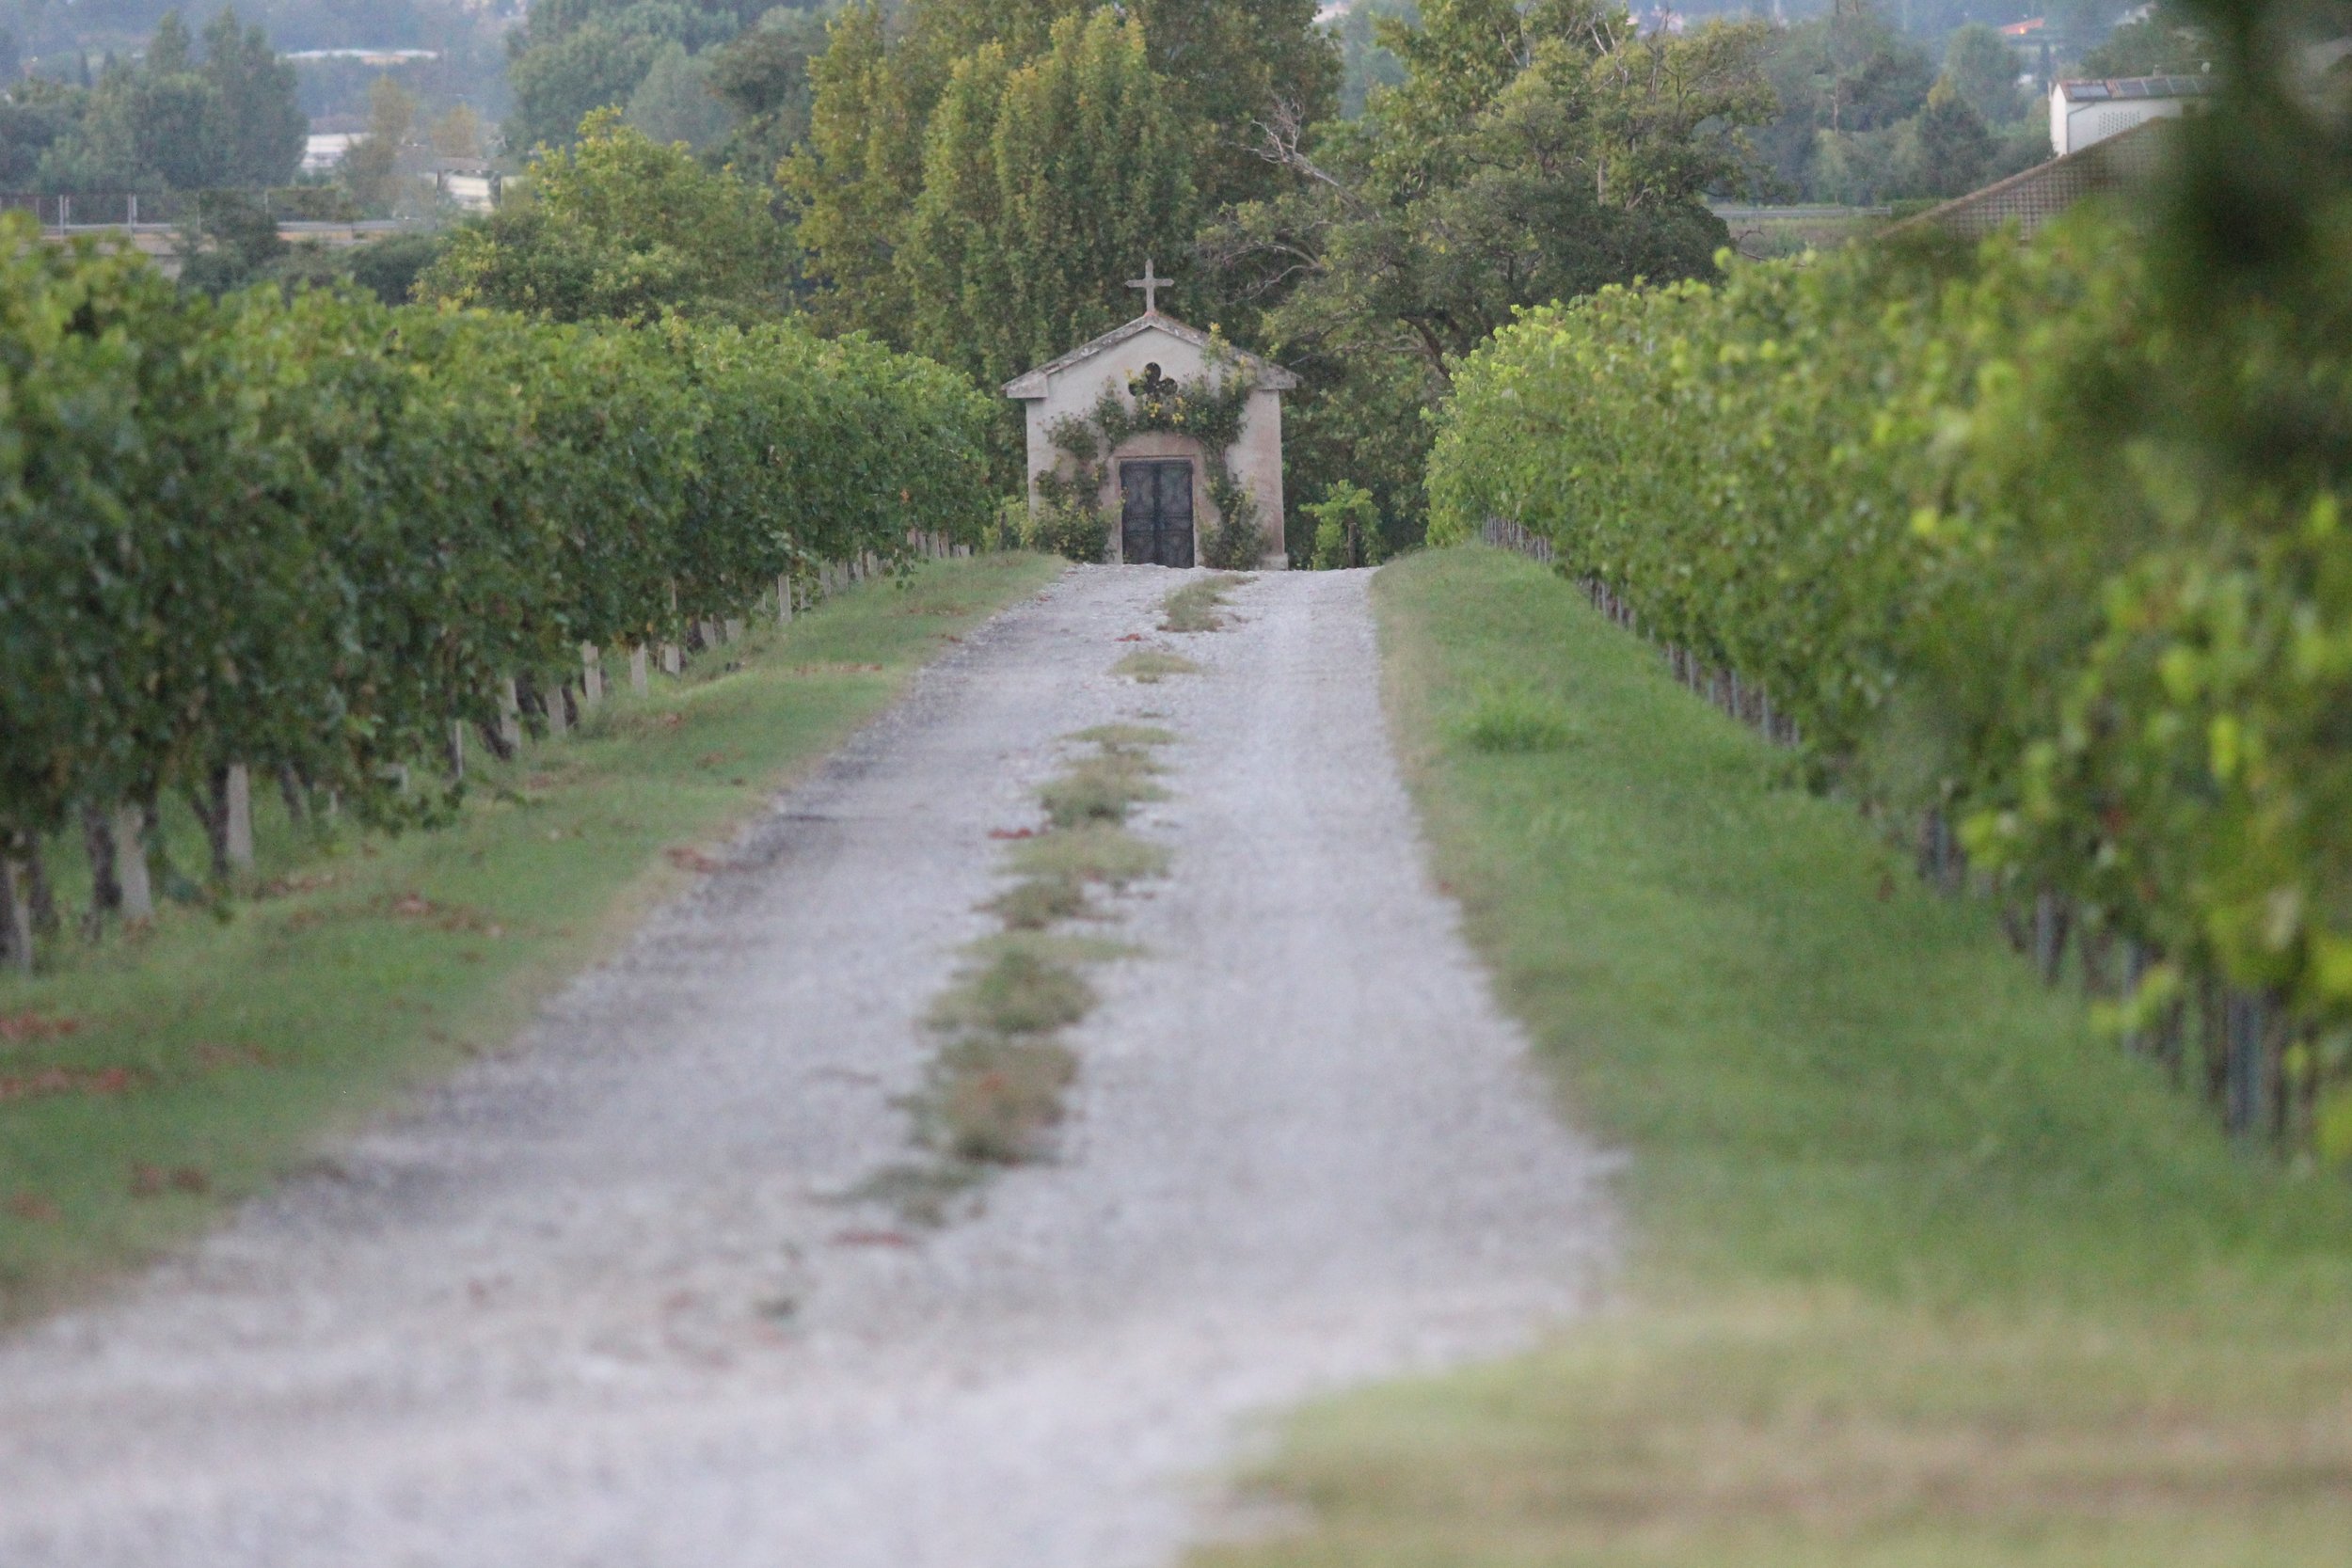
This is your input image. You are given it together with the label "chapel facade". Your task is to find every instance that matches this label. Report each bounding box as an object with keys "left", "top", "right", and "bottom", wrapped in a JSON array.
[{"left": 1003, "top": 266, "right": 1295, "bottom": 568}]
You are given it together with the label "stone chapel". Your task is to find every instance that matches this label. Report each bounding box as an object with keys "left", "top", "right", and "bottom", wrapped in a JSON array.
[{"left": 1003, "top": 263, "right": 1295, "bottom": 568}]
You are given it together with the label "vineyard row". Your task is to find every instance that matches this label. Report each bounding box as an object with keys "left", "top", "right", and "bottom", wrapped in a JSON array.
[
  {"left": 1432, "top": 211, "right": 2352, "bottom": 1153},
  {"left": 0, "top": 214, "right": 997, "bottom": 971}
]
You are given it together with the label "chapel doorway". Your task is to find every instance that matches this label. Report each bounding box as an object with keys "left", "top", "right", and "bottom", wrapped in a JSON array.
[{"left": 1120, "top": 459, "right": 1196, "bottom": 568}]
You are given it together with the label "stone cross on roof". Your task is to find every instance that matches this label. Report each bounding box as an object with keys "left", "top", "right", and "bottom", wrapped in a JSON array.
[{"left": 1125, "top": 259, "right": 1167, "bottom": 315}]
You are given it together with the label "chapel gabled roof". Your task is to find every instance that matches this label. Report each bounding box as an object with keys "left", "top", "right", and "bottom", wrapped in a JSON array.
[{"left": 1001, "top": 311, "right": 1299, "bottom": 399}]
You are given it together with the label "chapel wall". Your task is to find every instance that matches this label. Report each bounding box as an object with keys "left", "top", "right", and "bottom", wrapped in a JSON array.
[{"left": 1020, "top": 323, "right": 1287, "bottom": 568}]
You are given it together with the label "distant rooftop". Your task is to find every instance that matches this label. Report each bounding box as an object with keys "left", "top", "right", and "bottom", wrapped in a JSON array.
[
  {"left": 284, "top": 49, "right": 442, "bottom": 65},
  {"left": 2054, "top": 75, "right": 2217, "bottom": 102}
]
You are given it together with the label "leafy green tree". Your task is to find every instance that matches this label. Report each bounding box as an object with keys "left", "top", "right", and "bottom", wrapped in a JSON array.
[
  {"left": 419, "top": 108, "right": 793, "bottom": 322},
  {"left": 625, "top": 40, "right": 732, "bottom": 149},
  {"left": 342, "top": 230, "right": 452, "bottom": 304},
  {"left": 431, "top": 103, "right": 487, "bottom": 160},
  {"left": 504, "top": 0, "right": 762, "bottom": 152},
  {"left": 24, "top": 8, "right": 303, "bottom": 191},
  {"left": 706, "top": 6, "right": 829, "bottom": 177},
  {"left": 1898, "top": 74, "right": 1994, "bottom": 198},
  {"left": 0, "top": 76, "right": 84, "bottom": 188},
  {"left": 1206, "top": 0, "right": 1772, "bottom": 544},
  {"left": 508, "top": 21, "right": 672, "bottom": 153},
  {"left": 340, "top": 75, "right": 414, "bottom": 214},
  {"left": 787, "top": 0, "right": 1335, "bottom": 333},
  {"left": 175, "top": 187, "right": 285, "bottom": 295},
  {"left": 39, "top": 13, "right": 227, "bottom": 190},
  {"left": 784, "top": 4, "right": 930, "bottom": 331},
  {"left": 1120, "top": 0, "right": 1338, "bottom": 214},
  {"left": 199, "top": 8, "right": 303, "bottom": 186},
  {"left": 1943, "top": 22, "right": 2024, "bottom": 126},
  {"left": 898, "top": 9, "right": 1195, "bottom": 411},
  {"left": 148, "top": 9, "right": 193, "bottom": 72},
  {"left": 1336, "top": 0, "right": 1413, "bottom": 119},
  {"left": 1752, "top": 0, "right": 1931, "bottom": 198},
  {"left": 2079, "top": 4, "right": 2213, "bottom": 75},
  {"left": 1305, "top": 479, "right": 1381, "bottom": 567}
]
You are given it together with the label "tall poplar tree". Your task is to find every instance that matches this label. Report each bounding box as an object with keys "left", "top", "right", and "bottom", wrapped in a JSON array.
[
  {"left": 787, "top": 0, "right": 1333, "bottom": 339},
  {"left": 898, "top": 10, "right": 1196, "bottom": 399},
  {"left": 200, "top": 9, "right": 304, "bottom": 187}
]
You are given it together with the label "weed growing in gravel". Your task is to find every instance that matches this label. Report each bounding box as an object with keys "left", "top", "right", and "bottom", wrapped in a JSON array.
[
  {"left": 989, "top": 877, "right": 1092, "bottom": 929},
  {"left": 927, "top": 946, "right": 1095, "bottom": 1037},
  {"left": 1039, "top": 747, "right": 1165, "bottom": 829},
  {"left": 1071, "top": 723, "right": 1179, "bottom": 749},
  {"left": 1160, "top": 576, "right": 1253, "bottom": 633},
  {"left": 1113, "top": 650, "right": 1201, "bottom": 683},
  {"left": 1007, "top": 822, "right": 1171, "bottom": 887},
  {"left": 845, "top": 1161, "right": 983, "bottom": 1227},
  {"left": 918, "top": 1037, "right": 1080, "bottom": 1164},
  {"left": 879, "top": 725, "right": 1177, "bottom": 1223}
]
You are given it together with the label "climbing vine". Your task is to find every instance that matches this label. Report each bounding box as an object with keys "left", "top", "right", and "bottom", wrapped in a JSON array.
[{"left": 1035, "top": 336, "right": 1265, "bottom": 568}]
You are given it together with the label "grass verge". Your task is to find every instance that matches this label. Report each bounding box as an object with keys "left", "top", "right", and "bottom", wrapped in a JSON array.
[
  {"left": 1194, "top": 546, "right": 2352, "bottom": 1567},
  {"left": 0, "top": 551, "right": 1064, "bottom": 1321}
]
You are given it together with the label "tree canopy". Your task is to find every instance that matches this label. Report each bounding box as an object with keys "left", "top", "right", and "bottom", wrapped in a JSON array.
[
  {"left": 898, "top": 10, "right": 1196, "bottom": 400},
  {"left": 787, "top": 0, "right": 1336, "bottom": 337},
  {"left": 420, "top": 108, "right": 793, "bottom": 323},
  {"left": 503, "top": 0, "right": 799, "bottom": 153},
  {"left": 1205, "top": 0, "right": 1774, "bottom": 544},
  {"left": 6, "top": 8, "right": 304, "bottom": 192}
]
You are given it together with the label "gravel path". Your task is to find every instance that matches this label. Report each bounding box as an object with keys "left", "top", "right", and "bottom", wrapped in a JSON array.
[{"left": 0, "top": 566, "right": 1613, "bottom": 1567}]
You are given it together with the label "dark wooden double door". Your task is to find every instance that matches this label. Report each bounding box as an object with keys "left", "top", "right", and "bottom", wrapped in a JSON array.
[{"left": 1120, "top": 459, "right": 1195, "bottom": 568}]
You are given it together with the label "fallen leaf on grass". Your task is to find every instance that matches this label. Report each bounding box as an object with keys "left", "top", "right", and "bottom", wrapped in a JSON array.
[
  {"left": 0, "top": 1065, "right": 151, "bottom": 1103},
  {"left": 0, "top": 1011, "right": 80, "bottom": 1044},
  {"left": 5, "top": 1193, "right": 59, "bottom": 1223},
  {"left": 666, "top": 847, "right": 725, "bottom": 874}
]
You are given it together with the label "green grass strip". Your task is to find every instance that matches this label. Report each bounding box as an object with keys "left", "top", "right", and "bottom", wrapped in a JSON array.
[
  {"left": 1196, "top": 546, "right": 2352, "bottom": 1567},
  {"left": 0, "top": 552, "right": 1063, "bottom": 1321}
]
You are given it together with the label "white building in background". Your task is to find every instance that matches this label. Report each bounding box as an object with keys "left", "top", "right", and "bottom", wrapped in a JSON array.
[
  {"left": 301, "top": 134, "right": 358, "bottom": 173},
  {"left": 283, "top": 49, "right": 442, "bottom": 67},
  {"left": 2049, "top": 74, "right": 2215, "bottom": 156}
]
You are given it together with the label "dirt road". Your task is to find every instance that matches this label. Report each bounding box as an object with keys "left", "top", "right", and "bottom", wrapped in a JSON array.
[{"left": 0, "top": 566, "right": 1612, "bottom": 1567}]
